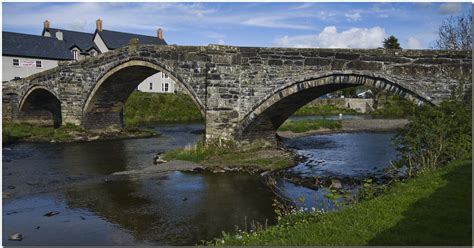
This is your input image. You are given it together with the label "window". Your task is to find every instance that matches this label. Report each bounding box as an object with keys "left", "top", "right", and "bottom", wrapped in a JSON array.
[
  {"left": 13, "top": 59, "right": 19, "bottom": 66},
  {"left": 149, "top": 82, "right": 153, "bottom": 90},
  {"left": 36, "top": 61, "right": 42, "bottom": 68},
  {"left": 73, "top": 50, "right": 79, "bottom": 60},
  {"left": 90, "top": 50, "right": 97, "bottom": 57},
  {"left": 164, "top": 83, "right": 169, "bottom": 92},
  {"left": 14, "top": 76, "right": 21, "bottom": 80},
  {"left": 162, "top": 73, "right": 169, "bottom": 79}
]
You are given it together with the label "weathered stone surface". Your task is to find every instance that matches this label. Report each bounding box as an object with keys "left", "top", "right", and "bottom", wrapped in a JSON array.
[{"left": 2, "top": 44, "right": 471, "bottom": 144}]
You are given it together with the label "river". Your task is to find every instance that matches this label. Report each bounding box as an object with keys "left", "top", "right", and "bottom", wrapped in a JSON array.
[{"left": 3, "top": 122, "right": 398, "bottom": 245}]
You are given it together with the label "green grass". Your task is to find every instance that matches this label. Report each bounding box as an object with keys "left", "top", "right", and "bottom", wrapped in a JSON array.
[
  {"left": 214, "top": 159, "right": 472, "bottom": 246},
  {"left": 124, "top": 92, "right": 204, "bottom": 126},
  {"left": 294, "top": 104, "right": 359, "bottom": 116},
  {"left": 278, "top": 119, "right": 342, "bottom": 133},
  {"left": 162, "top": 140, "right": 295, "bottom": 172},
  {"left": 3, "top": 122, "right": 80, "bottom": 144}
]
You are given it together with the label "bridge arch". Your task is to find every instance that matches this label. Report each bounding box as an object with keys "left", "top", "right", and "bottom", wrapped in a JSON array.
[
  {"left": 82, "top": 59, "right": 205, "bottom": 129},
  {"left": 18, "top": 86, "right": 62, "bottom": 128},
  {"left": 238, "top": 72, "right": 432, "bottom": 141}
]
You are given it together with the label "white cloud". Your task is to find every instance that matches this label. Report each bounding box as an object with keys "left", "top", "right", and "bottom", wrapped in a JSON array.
[
  {"left": 439, "top": 3, "right": 462, "bottom": 14},
  {"left": 345, "top": 11, "right": 361, "bottom": 21},
  {"left": 274, "top": 26, "right": 386, "bottom": 49},
  {"left": 217, "top": 39, "right": 225, "bottom": 45},
  {"left": 378, "top": 14, "right": 389, "bottom": 18},
  {"left": 406, "top": 37, "right": 423, "bottom": 49}
]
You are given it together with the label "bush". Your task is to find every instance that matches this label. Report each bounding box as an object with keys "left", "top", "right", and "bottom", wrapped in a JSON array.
[{"left": 393, "top": 100, "right": 472, "bottom": 176}]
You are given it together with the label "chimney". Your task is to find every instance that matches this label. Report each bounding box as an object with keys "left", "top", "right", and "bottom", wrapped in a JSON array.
[
  {"left": 96, "top": 19, "right": 103, "bottom": 32},
  {"left": 55, "top": 30, "right": 63, "bottom": 40},
  {"left": 44, "top": 20, "right": 50, "bottom": 29},
  {"left": 157, "top": 28, "right": 163, "bottom": 40}
]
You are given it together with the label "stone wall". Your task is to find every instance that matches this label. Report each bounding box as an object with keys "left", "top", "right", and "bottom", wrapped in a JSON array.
[{"left": 3, "top": 43, "right": 471, "bottom": 143}]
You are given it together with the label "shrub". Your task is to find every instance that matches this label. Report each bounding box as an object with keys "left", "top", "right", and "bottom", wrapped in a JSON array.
[{"left": 393, "top": 100, "right": 471, "bottom": 176}]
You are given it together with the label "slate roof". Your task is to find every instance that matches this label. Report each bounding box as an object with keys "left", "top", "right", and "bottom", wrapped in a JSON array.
[
  {"left": 98, "top": 29, "right": 167, "bottom": 49},
  {"left": 43, "top": 28, "right": 99, "bottom": 53},
  {"left": 2, "top": 31, "right": 73, "bottom": 60}
]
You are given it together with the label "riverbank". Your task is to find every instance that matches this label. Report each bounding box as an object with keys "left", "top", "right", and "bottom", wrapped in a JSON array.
[
  {"left": 212, "top": 159, "right": 472, "bottom": 246},
  {"left": 2, "top": 122, "right": 159, "bottom": 145},
  {"left": 278, "top": 118, "right": 408, "bottom": 138}
]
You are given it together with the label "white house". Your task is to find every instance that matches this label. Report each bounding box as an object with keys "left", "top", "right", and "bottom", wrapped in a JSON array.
[
  {"left": 137, "top": 71, "right": 177, "bottom": 93},
  {"left": 3, "top": 19, "right": 179, "bottom": 93}
]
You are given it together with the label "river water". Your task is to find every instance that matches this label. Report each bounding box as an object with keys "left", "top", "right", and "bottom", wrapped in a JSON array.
[{"left": 3, "top": 122, "right": 397, "bottom": 245}]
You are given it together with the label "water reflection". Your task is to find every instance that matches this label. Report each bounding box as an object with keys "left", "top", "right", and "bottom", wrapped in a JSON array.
[{"left": 3, "top": 124, "right": 398, "bottom": 245}]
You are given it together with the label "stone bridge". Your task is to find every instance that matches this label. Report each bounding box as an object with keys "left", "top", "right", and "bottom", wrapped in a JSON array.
[{"left": 2, "top": 43, "right": 471, "bottom": 144}]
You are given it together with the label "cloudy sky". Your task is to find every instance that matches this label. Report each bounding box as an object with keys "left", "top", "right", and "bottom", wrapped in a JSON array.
[{"left": 2, "top": 2, "right": 471, "bottom": 49}]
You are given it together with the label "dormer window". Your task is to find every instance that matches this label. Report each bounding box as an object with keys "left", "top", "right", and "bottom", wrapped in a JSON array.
[
  {"left": 90, "top": 50, "right": 97, "bottom": 57},
  {"left": 73, "top": 50, "right": 79, "bottom": 60}
]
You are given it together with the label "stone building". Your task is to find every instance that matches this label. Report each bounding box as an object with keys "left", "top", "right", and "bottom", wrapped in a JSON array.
[{"left": 3, "top": 19, "right": 178, "bottom": 93}]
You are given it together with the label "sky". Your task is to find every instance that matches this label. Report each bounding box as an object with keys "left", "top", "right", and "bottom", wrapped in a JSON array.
[{"left": 2, "top": 2, "right": 472, "bottom": 49}]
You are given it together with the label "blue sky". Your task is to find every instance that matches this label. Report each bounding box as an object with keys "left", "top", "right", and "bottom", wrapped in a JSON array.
[{"left": 2, "top": 2, "right": 471, "bottom": 49}]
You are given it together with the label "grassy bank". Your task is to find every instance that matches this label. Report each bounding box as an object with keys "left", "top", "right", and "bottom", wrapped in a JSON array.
[
  {"left": 124, "top": 92, "right": 203, "bottom": 126},
  {"left": 213, "top": 159, "right": 472, "bottom": 246},
  {"left": 162, "top": 140, "right": 295, "bottom": 172},
  {"left": 278, "top": 119, "right": 342, "bottom": 133},
  {"left": 2, "top": 122, "right": 157, "bottom": 145},
  {"left": 294, "top": 105, "right": 359, "bottom": 116}
]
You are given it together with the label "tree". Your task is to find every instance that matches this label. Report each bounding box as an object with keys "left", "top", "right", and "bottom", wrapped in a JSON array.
[
  {"left": 383, "top": 35, "right": 401, "bottom": 49},
  {"left": 433, "top": 12, "right": 472, "bottom": 50}
]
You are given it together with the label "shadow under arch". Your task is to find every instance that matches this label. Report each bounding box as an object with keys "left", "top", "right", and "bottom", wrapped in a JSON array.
[
  {"left": 82, "top": 59, "right": 205, "bottom": 129},
  {"left": 238, "top": 72, "right": 432, "bottom": 141},
  {"left": 18, "top": 86, "right": 62, "bottom": 128}
]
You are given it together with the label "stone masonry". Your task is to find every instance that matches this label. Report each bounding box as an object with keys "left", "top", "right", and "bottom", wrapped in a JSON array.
[{"left": 2, "top": 43, "right": 471, "bottom": 144}]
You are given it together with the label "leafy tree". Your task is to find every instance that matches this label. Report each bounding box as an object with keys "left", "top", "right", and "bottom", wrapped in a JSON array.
[
  {"left": 393, "top": 97, "right": 471, "bottom": 177},
  {"left": 383, "top": 35, "right": 401, "bottom": 49},
  {"left": 433, "top": 12, "right": 472, "bottom": 50}
]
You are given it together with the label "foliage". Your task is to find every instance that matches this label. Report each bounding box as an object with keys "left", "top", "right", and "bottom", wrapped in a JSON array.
[
  {"left": 293, "top": 104, "right": 359, "bottom": 116},
  {"left": 433, "top": 12, "right": 472, "bottom": 50},
  {"left": 124, "top": 92, "right": 203, "bottom": 126},
  {"left": 392, "top": 99, "right": 472, "bottom": 176},
  {"left": 210, "top": 159, "right": 471, "bottom": 245},
  {"left": 383, "top": 35, "right": 401, "bottom": 49},
  {"left": 371, "top": 96, "right": 417, "bottom": 118},
  {"left": 278, "top": 119, "right": 342, "bottom": 133}
]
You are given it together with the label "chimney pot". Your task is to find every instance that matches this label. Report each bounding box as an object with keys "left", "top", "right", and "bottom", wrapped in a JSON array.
[
  {"left": 44, "top": 20, "right": 50, "bottom": 29},
  {"left": 96, "top": 19, "right": 103, "bottom": 32},
  {"left": 157, "top": 28, "right": 163, "bottom": 40}
]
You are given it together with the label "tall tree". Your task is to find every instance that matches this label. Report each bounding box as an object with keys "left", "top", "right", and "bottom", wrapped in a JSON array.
[
  {"left": 383, "top": 35, "right": 401, "bottom": 49},
  {"left": 433, "top": 12, "right": 472, "bottom": 50}
]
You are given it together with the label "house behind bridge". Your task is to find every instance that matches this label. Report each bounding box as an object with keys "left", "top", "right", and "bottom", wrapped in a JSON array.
[{"left": 2, "top": 19, "right": 178, "bottom": 93}]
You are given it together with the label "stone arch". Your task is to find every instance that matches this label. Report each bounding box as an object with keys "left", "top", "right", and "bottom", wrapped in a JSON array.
[
  {"left": 238, "top": 72, "right": 432, "bottom": 142},
  {"left": 18, "top": 86, "right": 62, "bottom": 128},
  {"left": 82, "top": 59, "right": 205, "bottom": 129}
]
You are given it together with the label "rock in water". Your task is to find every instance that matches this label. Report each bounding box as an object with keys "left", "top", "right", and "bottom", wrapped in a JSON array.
[
  {"left": 44, "top": 211, "right": 60, "bottom": 217},
  {"left": 154, "top": 158, "right": 167, "bottom": 164},
  {"left": 330, "top": 179, "right": 342, "bottom": 189},
  {"left": 9, "top": 233, "right": 22, "bottom": 241}
]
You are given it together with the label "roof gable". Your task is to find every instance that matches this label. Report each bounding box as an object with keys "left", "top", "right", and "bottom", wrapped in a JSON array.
[{"left": 43, "top": 28, "right": 99, "bottom": 53}]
